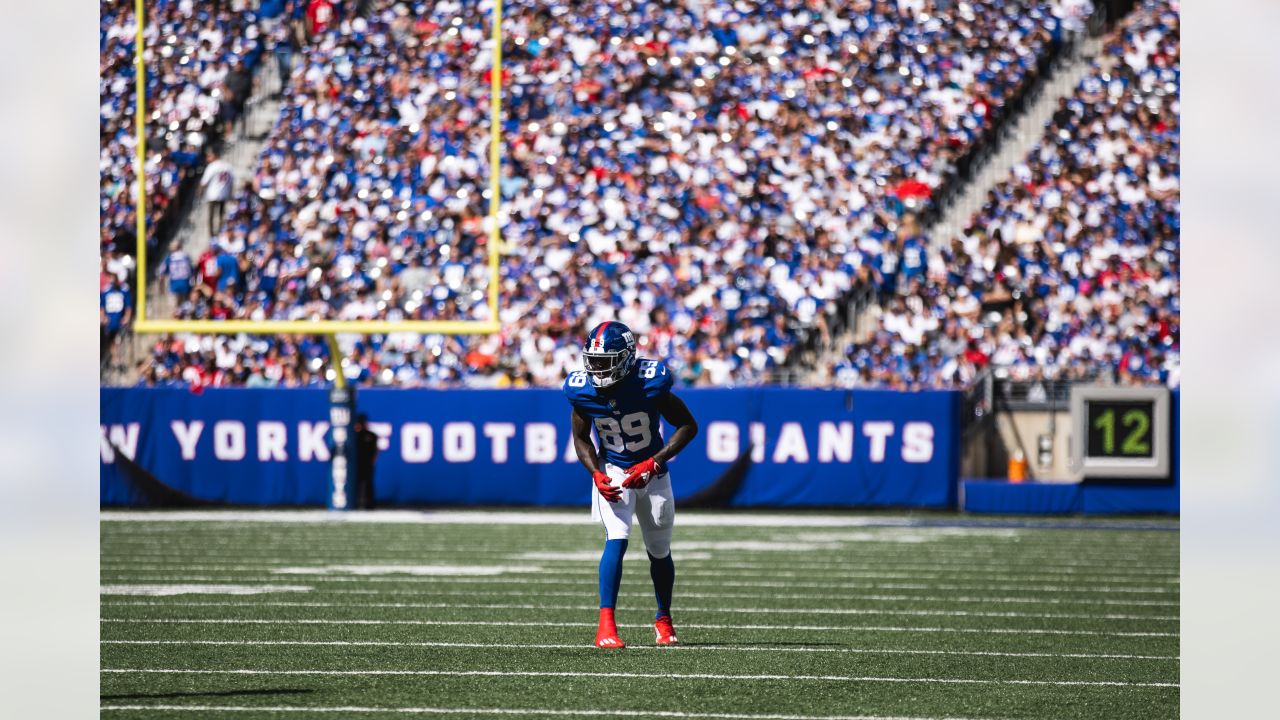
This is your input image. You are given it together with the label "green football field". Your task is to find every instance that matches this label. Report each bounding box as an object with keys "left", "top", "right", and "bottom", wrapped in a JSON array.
[{"left": 100, "top": 510, "right": 1179, "bottom": 719}]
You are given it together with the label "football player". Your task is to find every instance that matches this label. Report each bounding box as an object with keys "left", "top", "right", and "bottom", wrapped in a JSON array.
[{"left": 564, "top": 321, "right": 699, "bottom": 649}]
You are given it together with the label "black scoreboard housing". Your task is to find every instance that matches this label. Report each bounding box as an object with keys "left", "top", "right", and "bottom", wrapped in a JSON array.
[{"left": 1069, "top": 386, "right": 1171, "bottom": 480}]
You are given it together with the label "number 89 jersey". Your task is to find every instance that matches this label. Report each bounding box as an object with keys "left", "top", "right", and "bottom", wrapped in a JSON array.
[{"left": 564, "top": 358, "right": 674, "bottom": 468}]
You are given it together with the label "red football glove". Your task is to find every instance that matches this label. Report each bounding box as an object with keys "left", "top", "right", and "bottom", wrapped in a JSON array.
[
  {"left": 622, "top": 457, "right": 664, "bottom": 489},
  {"left": 593, "top": 470, "right": 621, "bottom": 503}
]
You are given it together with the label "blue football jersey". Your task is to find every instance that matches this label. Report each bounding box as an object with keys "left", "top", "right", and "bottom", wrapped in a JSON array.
[{"left": 564, "top": 358, "right": 674, "bottom": 468}]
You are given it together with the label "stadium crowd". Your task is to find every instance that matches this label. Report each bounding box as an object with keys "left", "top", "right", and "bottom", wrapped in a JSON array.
[
  {"left": 130, "top": 0, "right": 1093, "bottom": 389},
  {"left": 99, "top": 0, "right": 267, "bottom": 259},
  {"left": 110, "top": 1, "right": 1177, "bottom": 391},
  {"left": 825, "top": 0, "right": 1179, "bottom": 389}
]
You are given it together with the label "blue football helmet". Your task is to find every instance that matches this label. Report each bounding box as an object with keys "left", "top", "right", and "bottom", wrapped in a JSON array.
[{"left": 582, "top": 321, "right": 637, "bottom": 388}]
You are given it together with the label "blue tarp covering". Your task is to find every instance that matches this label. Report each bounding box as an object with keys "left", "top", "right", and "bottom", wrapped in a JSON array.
[{"left": 962, "top": 480, "right": 1083, "bottom": 514}]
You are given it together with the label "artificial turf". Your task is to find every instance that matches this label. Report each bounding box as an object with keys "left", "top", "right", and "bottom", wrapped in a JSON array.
[{"left": 100, "top": 511, "right": 1179, "bottom": 719}]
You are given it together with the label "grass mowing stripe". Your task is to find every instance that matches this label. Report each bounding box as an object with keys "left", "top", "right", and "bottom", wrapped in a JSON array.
[
  {"left": 102, "top": 514, "right": 1178, "bottom": 720},
  {"left": 99, "top": 618, "right": 1177, "bottom": 637},
  {"left": 101, "top": 534, "right": 1176, "bottom": 551},
  {"left": 99, "top": 562, "right": 1180, "bottom": 582},
  {"left": 98, "top": 704, "right": 999, "bottom": 720},
  {"left": 212, "top": 585, "right": 1180, "bottom": 607},
  {"left": 99, "top": 667, "right": 1178, "bottom": 688},
  {"left": 111, "top": 585, "right": 1173, "bottom": 607},
  {"left": 102, "top": 549, "right": 1178, "bottom": 567},
  {"left": 101, "top": 552, "right": 1178, "bottom": 569},
  {"left": 100, "top": 638, "right": 1179, "bottom": 661},
  {"left": 99, "top": 547, "right": 1179, "bottom": 562},
  {"left": 100, "top": 600, "right": 1178, "bottom": 622},
  {"left": 97, "top": 563, "right": 1177, "bottom": 579},
  {"left": 98, "top": 573, "right": 1180, "bottom": 595},
  {"left": 100, "top": 540, "right": 1177, "bottom": 555},
  {"left": 102, "top": 570, "right": 1179, "bottom": 589}
]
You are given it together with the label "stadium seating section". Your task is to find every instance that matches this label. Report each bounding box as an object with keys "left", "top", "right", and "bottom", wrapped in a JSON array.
[
  {"left": 831, "top": 0, "right": 1178, "bottom": 388},
  {"left": 104, "top": 0, "right": 1178, "bottom": 391},
  {"left": 100, "top": 0, "right": 264, "bottom": 260}
]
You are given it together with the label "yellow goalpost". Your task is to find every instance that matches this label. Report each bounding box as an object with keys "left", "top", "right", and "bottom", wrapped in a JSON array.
[{"left": 129, "top": 0, "right": 505, "bottom": 338}]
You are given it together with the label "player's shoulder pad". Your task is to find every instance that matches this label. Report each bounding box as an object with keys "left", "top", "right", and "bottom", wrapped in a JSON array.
[
  {"left": 636, "top": 358, "right": 674, "bottom": 399},
  {"left": 563, "top": 370, "right": 594, "bottom": 405}
]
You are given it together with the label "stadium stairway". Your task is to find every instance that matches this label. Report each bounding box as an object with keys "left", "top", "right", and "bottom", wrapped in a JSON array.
[
  {"left": 826, "top": 34, "right": 1106, "bottom": 369},
  {"left": 926, "top": 35, "right": 1105, "bottom": 247},
  {"left": 118, "top": 60, "right": 286, "bottom": 384}
]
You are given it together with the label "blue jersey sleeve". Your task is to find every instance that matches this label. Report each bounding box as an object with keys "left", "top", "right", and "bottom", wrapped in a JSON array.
[{"left": 638, "top": 359, "right": 674, "bottom": 399}]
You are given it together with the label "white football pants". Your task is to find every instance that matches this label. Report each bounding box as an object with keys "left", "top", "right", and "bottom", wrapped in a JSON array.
[{"left": 590, "top": 463, "right": 675, "bottom": 558}]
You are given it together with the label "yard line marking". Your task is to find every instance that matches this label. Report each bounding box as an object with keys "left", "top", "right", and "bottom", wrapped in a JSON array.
[
  {"left": 100, "top": 538, "right": 1174, "bottom": 552},
  {"left": 286, "top": 586, "right": 1182, "bottom": 608},
  {"left": 99, "top": 509, "right": 1179, "bottom": 531},
  {"left": 103, "top": 545, "right": 1178, "bottom": 562},
  {"left": 99, "top": 584, "right": 313, "bottom": 597},
  {"left": 100, "top": 668, "right": 1179, "bottom": 688},
  {"left": 100, "top": 638, "right": 1180, "bottom": 661},
  {"left": 101, "top": 600, "right": 1179, "bottom": 622},
  {"left": 96, "top": 585, "right": 1182, "bottom": 607},
  {"left": 99, "top": 560, "right": 1181, "bottom": 578},
  {"left": 99, "top": 618, "right": 1178, "bottom": 637},
  {"left": 98, "top": 573, "right": 1180, "bottom": 595},
  {"left": 98, "top": 703, "right": 1000, "bottom": 720},
  {"left": 98, "top": 562, "right": 1180, "bottom": 582}
]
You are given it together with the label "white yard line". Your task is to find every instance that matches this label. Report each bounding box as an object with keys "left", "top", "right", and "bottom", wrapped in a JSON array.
[
  {"left": 99, "top": 618, "right": 1178, "bottom": 637},
  {"left": 99, "top": 667, "right": 1179, "bottom": 688},
  {"left": 98, "top": 550, "right": 1178, "bottom": 562},
  {"left": 96, "top": 584, "right": 1180, "bottom": 606},
  {"left": 100, "top": 638, "right": 1179, "bottom": 661},
  {"left": 100, "top": 584, "right": 313, "bottom": 597},
  {"left": 101, "top": 599, "right": 1178, "bottom": 622},
  {"left": 234, "top": 586, "right": 1181, "bottom": 607},
  {"left": 98, "top": 562, "right": 1180, "bottom": 582},
  {"left": 98, "top": 704, "right": 1000, "bottom": 720},
  {"left": 104, "top": 545, "right": 1178, "bottom": 563},
  {"left": 98, "top": 573, "right": 1180, "bottom": 595},
  {"left": 246, "top": 586, "right": 1179, "bottom": 607},
  {"left": 99, "top": 559, "right": 1181, "bottom": 577}
]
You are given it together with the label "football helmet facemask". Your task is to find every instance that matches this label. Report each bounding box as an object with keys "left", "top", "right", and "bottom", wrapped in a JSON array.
[{"left": 582, "top": 321, "right": 637, "bottom": 388}]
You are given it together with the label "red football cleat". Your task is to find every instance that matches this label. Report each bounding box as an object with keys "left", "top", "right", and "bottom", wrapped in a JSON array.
[
  {"left": 654, "top": 615, "right": 678, "bottom": 645},
  {"left": 595, "top": 608, "right": 626, "bottom": 649}
]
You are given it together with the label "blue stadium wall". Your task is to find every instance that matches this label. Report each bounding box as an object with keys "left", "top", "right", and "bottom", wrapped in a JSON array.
[
  {"left": 962, "top": 391, "right": 1180, "bottom": 515},
  {"left": 100, "top": 388, "right": 961, "bottom": 509}
]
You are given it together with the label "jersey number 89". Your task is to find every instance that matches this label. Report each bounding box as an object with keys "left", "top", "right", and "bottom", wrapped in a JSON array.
[
  {"left": 595, "top": 412, "right": 651, "bottom": 453},
  {"left": 640, "top": 360, "right": 665, "bottom": 379}
]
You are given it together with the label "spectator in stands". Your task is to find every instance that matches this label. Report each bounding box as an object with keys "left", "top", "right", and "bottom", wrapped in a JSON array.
[
  {"left": 159, "top": 247, "right": 193, "bottom": 302},
  {"left": 100, "top": 277, "right": 132, "bottom": 362},
  {"left": 200, "top": 151, "right": 235, "bottom": 236}
]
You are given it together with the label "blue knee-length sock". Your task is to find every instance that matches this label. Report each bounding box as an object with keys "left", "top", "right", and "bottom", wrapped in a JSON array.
[
  {"left": 598, "top": 539, "right": 628, "bottom": 609},
  {"left": 648, "top": 551, "right": 675, "bottom": 618}
]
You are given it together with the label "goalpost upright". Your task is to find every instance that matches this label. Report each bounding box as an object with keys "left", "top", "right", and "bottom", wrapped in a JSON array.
[{"left": 129, "top": 0, "right": 506, "bottom": 338}]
